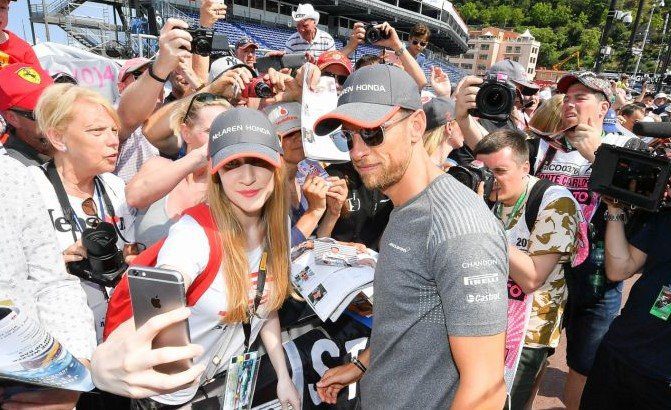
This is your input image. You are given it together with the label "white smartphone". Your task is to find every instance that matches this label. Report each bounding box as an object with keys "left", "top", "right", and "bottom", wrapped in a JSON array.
[{"left": 127, "top": 266, "right": 192, "bottom": 374}]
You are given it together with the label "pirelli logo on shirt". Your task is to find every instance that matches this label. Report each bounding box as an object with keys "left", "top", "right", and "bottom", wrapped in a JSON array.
[{"left": 463, "top": 273, "right": 499, "bottom": 286}]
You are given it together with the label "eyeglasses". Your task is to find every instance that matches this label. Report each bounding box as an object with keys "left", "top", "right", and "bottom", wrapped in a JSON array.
[
  {"left": 341, "top": 111, "right": 414, "bottom": 150},
  {"left": 411, "top": 40, "right": 428, "bottom": 47},
  {"left": 322, "top": 71, "right": 348, "bottom": 86},
  {"left": 10, "top": 109, "right": 36, "bottom": 122},
  {"left": 184, "top": 93, "right": 219, "bottom": 122}
]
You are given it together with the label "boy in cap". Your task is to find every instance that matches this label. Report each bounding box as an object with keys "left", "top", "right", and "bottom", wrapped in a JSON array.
[
  {"left": 315, "top": 64, "right": 508, "bottom": 409},
  {"left": 0, "top": 63, "right": 54, "bottom": 166},
  {"left": 284, "top": 3, "right": 335, "bottom": 58}
]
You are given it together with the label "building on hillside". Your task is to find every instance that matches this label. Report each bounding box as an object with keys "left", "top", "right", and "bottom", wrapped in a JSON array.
[
  {"left": 448, "top": 27, "right": 540, "bottom": 81},
  {"left": 535, "top": 68, "right": 568, "bottom": 87}
]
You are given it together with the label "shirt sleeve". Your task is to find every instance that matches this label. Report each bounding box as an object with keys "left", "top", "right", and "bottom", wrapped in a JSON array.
[
  {"left": 528, "top": 193, "right": 580, "bottom": 257},
  {"left": 20, "top": 165, "right": 97, "bottom": 359},
  {"left": 157, "top": 214, "right": 210, "bottom": 284},
  {"left": 629, "top": 213, "right": 655, "bottom": 255},
  {"left": 430, "top": 230, "right": 509, "bottom": 337},
  {"left": 291, "top": 226, "right": 307, "bottom": 247}
]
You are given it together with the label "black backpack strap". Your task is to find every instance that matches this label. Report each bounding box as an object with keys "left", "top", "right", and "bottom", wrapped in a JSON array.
[
  {"left": 527, "top": 138, "right": 540, "bottom": 170},
  {"left": 525, "top": 178, "right": 555, "bottom": 232}
]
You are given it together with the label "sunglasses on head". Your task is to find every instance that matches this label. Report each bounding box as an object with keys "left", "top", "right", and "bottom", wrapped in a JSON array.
[
  {"left": 411, "top": 40, "right": 428, "bottom": 47},
  {"left": 81, "top": 197, "right": 146, "bottom": 255},
  {"left": 341, "top": 111, "right": 414, "bottom": 150},
  {"left": 10, "top": 109, "right": 36, "bottom": 122},
  {"left": 322, "top": 71, "right": 348, "bottom": 86},
  {"left": 184, "top": 92, "right": 219, "bottom": 121}
]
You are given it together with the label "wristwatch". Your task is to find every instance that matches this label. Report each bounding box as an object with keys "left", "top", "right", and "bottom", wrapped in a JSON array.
[
  {"left": 604, "top": 210, "right": 627, "bottom": 222},
  {"left": 394, "top": 44, "right": 406, "bottom": 57}
]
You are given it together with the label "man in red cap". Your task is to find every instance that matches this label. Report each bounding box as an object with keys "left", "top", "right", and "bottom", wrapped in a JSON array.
[
  {"left": 0, "top": 0, "right": 41, "bottom": 69},
  {"left": 0, "top": 63, "right": 54, "bottom": 166},
  {"left": 316, "top": 50, "right": 352, "bottom": 93}
]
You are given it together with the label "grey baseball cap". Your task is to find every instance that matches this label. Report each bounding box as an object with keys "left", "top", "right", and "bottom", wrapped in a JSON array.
[
  {"left": 263, "top": 102, "right": 301, "bottom": 138},
  {"left": 313, "top": 64, "right": 422, "bottom": 136},
  {"left": 423, "top": 96, "right": 456, "bottom": 131},
  {"left": 487, "top": 59, "right": 539, "bottom": 91},
  {"left": 209, "top": 107, "right": 283, "bottom": 174}
]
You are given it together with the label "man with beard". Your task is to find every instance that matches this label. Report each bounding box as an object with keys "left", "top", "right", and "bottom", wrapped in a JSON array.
[{"left": 313, "top": 64, "right": 508, "bottom": 409}]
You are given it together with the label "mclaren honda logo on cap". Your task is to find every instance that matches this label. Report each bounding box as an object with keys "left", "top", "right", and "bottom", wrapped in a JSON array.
[
  {"left": 341, "top": 84, "right": 387, "bottom": 96},
  {"left": 17, "top": 67, "right": 41, "bottom": 84},
  {"left": 211, "top": 124, "right": 272, "bottom": 140}
]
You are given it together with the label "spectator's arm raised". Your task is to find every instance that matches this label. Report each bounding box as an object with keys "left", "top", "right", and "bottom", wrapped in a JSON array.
[
  {"left": 117, "top": 18, "right": 192, "bottom": 142},
  {"left": 454, "top": 75, "right": 489, "bottom": 150},
  {"left": 373, "top": 22, "right": 427, "bottom": 89}
]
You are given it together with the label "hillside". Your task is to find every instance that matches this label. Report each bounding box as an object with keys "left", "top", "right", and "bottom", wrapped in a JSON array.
[{"left": 453, "top": 0, "right": 670, "bottom": 73}]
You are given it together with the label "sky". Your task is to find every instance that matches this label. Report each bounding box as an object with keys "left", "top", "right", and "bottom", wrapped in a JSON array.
[{"left": 10, "top": 0, "right": 79, "bottom": 45}]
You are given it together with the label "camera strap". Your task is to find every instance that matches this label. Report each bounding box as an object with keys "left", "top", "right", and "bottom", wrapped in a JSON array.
[
  {"left": 534, "top": 146, "right": 557, "bottom": 176},
  {"left": 93, "top": 177, "right": 131, "bottom": 244},
  {"left": 45, "top": 161, "right": 79, "bottom": 244}
]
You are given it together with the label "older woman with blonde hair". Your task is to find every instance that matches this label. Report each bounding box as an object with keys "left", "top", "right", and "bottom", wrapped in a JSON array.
[
  {"left": 29, "top": 83, "right": 137, "bottom": 344},
  {"left": 528, "top": 93, "right": 564, "bottom": 134},
  {"left": 126, "top": 93, "right": 231, "bottom": 246}
]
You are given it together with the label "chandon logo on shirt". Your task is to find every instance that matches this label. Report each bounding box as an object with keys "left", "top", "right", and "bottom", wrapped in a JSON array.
[
  {"left": 461, "top": 259, "right": 498, "bottom": 269},
  {"left": 466, "top": 292, "right": 501, "bottom": 303}
]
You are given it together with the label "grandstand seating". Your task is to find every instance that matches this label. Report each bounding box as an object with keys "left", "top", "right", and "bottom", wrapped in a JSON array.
[{"left": 184, "top": 12, "right": 466, "bottom": 84}]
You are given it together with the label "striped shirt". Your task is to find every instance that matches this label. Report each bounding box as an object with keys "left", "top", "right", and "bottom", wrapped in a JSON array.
[{"left": 284, "top": 29, "right": 335, "bottom": 57}]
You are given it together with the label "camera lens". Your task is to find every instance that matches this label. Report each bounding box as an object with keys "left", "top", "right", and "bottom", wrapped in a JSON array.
[
  {"left": 193, "top": 38, "right": 211, "bottom": 56},
  {"left": 477, "top": 84, "right": 512, "bottom": 116},
  {"left": 253, "top": 80, "right": 274, "bottom": 98},
  {"left": 365, "top": 26, "right": 381, "bottom": 44}
]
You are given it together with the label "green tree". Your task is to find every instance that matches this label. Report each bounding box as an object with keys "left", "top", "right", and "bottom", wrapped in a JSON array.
[
  {"left": 530, "top": 3, "right": 553, "bottom": 27},
  {"left": 459, "top": 2, "right": 479, "bottom": 24}
]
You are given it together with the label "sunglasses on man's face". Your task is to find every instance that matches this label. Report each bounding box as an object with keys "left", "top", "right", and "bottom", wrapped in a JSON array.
[
  {"left": 10, "top": 109, "right": 36, "bottom": 122},
  {"left": 341, "top": 111, "right": 414, "bottom": 150},
  {"left": 185, "top": 92, "right": 219, "bottom": 122},
  {"left": 411, "top": 40, "right": 428, "bottom": 47},
  {"left": 322, "top": 71, "right": 348, "bottom": 86}
]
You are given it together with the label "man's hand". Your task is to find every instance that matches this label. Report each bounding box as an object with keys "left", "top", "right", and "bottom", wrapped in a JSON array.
[
  {"left": 1, "top": 389, "right": 80, "bottom": 410},
  {"left": 373, "top": 22, "right": 404, "bottom": 51},
  {"left": 325, "top": 176, "right": 348, "bottom": 217},
  {"left": 210, "top": 66, "right": 254, "bottom": 99},
  {"left": 430, "top": 66, "right": 451, "bottom": 97},
  {"left": 316, "top": 363, "right": 363, "bottom": 405},
  {"left": 199, "top": 0, "right": 226, "bottom": 28},
  {"left": 454, "top": 75, "right": 482, "bottom": 121},
  {"left": 177, "top": 56, "right": 202, "bottom": 91},
  {"left": 62, "top": 240, "right": 86, "bottom": 264},
  {"left": 342, "top": 22, "right": 365, "bottom": 56},
  {"left": 565, "top": 117, "right": 602, "bottom": 163},
  {"left": 154, "top": 19, "right": 193, "bottom": 80}
]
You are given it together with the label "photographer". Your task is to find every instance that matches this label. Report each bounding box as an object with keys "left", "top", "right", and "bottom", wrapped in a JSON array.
[
  {"left": 474, "top": 130, "right": 582, "bottom": 409},
  {"left": 579, "top": 199, "right": 671, "bottom": 409},
  {"left": 28, "top": 84, "right": 137, "bottom": 344}
]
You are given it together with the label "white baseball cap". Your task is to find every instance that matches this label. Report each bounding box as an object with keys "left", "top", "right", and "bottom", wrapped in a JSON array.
[{"left": 292, "top": 4, "right": 319, "bottom": 24}]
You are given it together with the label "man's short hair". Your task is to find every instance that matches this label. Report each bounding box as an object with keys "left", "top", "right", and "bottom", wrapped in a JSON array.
[
  {"left": 354, "top": 54, "right": 381, "bottom": 70},
  {"left": 473, "top": 129, "right": 529, "bottom": 164},
  {"left": 644, "top": 92, "right": 655, "bottom": 99},
  {"left": 620, "top": 103, "right": 644, "bottom": 118},
  {"left": 410, "top": 23, "right": 430, "bottom": 40}
]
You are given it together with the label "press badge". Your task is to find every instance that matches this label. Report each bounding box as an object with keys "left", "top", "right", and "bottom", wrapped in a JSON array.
[
  {"left": 223, "top": 351, "right": 261, "bottom": 410},
  {"left": 650, "top": 286, "right": 671, "bottom": 321}
]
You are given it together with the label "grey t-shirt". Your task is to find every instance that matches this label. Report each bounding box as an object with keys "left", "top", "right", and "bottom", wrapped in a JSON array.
[{"left": 360, "top": 173, "right": 508, "bottom": 409}]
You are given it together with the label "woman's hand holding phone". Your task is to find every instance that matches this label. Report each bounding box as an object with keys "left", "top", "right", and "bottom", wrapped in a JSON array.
[{"left": 90, "top": 308, "right": 205, "bottom": 399}]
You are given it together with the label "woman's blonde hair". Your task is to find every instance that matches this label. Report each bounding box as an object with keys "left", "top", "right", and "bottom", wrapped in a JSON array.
[
  {"left": 422, "top": 124, "right": 447, "bottom": 157},
  {"left": 169, "top": 94, "right": 231, "bottom": 137},
  {"left": 528, "top": 94, "right": 564, "bottom": 134},
  {"left": 207, "top": 165, "right": 290, "bottom": 323},
  {"left": 35, "top": 83, "right": 120, "bottom": 134}
]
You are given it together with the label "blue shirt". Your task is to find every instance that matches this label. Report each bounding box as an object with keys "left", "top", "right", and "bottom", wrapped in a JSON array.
[{"left": 604, "top": 210, "right": 671, "bottom": 382}]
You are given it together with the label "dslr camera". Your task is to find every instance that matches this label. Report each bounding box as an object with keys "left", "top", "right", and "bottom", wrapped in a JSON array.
[
  {"left": 589, "top": 143, "right": 671, "bottom": 212},
  {"left": 468, "top": 72, "right": 517, "bottom": 122},
  {"left": 447, "top": 160, "right": 496, "bottom": 199},
  {"left": 364, "top": 23, "right": 390, "bottom": 44},
  {"left": 66, "top": 222, "right": 128, "bottom": 287},
  {"left": 185, "top": 28, "right": 229, "bottom": 56}
]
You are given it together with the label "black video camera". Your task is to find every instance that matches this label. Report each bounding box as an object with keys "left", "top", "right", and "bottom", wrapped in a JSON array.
[
  {"left": 589, "top": 144, "right": 671, "bottom": 212},
  {"left": 468, "top": 72, "right": 517, "bottom": 122},
  {"left": 447, "top": 160, "right": 496, "bottom": 199},
  {"left": 364, "top": 23, "right": 390, "bottom": 44},
  {"left": 66, "top": 222, "right": 128, "bottom": 287},
  {"left": 185, "top": 28, "right": 229, "bottom": 56}
]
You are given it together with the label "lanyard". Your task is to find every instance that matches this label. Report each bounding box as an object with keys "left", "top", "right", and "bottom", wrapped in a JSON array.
[
  {"left": 243, "top": 251, "right": 268, "bottom": 352},
  {"left": 496, "top": 180, "right": 530, "bottom": 230}
]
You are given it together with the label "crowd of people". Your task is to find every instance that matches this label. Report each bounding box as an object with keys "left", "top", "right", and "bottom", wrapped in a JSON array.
[{"left": 1, "top": 0, "right": 670, "bottom": 409}]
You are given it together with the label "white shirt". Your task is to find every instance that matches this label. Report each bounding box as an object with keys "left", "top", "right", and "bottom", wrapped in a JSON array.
[
  {"left": 284, "top": 28, "right": 335, "bottom": 57},
  {"left": 29, "top": 167, "right": 136, "bottom": 343},
  {"left": 0, "top": 156, "right": 96, "bottom": 359},
  {"left": 153, "top": 215, "right": 269, "bottom": 405}
]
